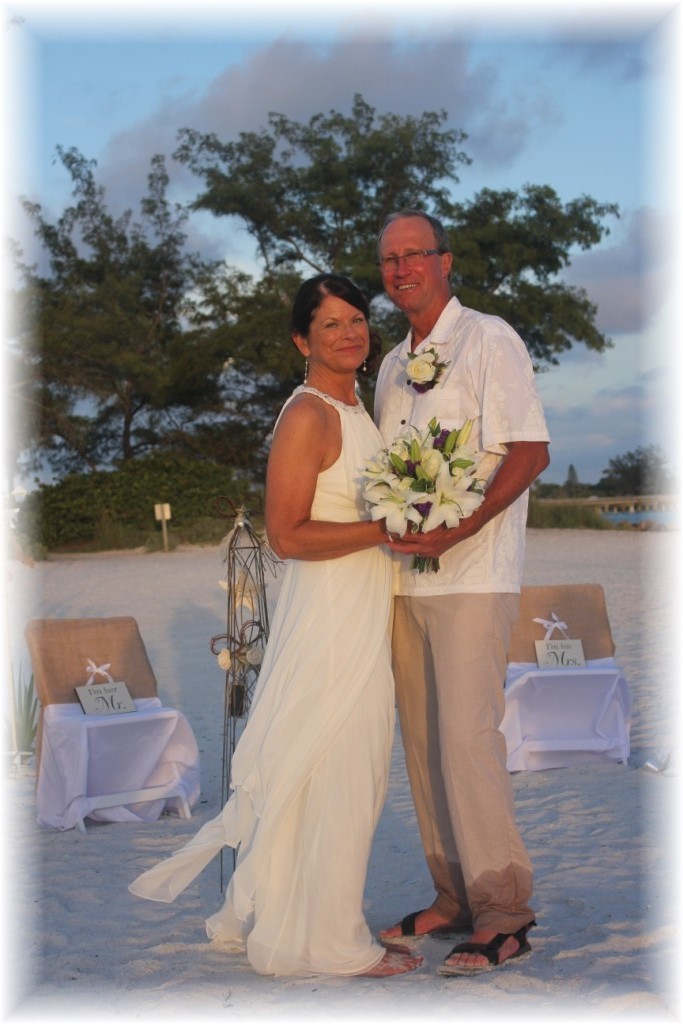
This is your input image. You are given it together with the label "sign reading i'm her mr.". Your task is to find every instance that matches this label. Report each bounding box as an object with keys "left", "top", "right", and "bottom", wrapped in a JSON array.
[{"left": 74, "top": 658, "right": 137, "bottom": 715}]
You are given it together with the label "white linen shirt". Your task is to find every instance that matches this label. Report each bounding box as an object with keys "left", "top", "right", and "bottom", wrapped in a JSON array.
[{"left": 374, "top": 296, "right": 550, "bottom": 596}]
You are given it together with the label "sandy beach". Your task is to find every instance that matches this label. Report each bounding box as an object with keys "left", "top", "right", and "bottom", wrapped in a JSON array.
[{"left": 2, "top": 528, "right": 680, "bottom": 1022}]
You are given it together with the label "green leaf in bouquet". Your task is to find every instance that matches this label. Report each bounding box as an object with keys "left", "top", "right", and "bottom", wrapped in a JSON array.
[
  {"left": 389, "top": 452, "right": 408, "bottom": 475},
  {"left": 443, "top": 429, "right": 459, "bottom": 455},
  {"left": 457, "top": 419, "right": 474, "bottom": 446},
  {"left": 409, "top": 438, "right": 422, "bottom": 463}
]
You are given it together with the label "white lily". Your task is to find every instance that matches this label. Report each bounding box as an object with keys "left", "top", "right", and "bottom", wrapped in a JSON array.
[
  {"left": 423, "top": 489, "right": 484, "bottom": 532},
  {"left": 364, "top": 477, "right": 423, "bottom": 536},
  {"left": 423, "top": 466, "right": 485, "bottom": 532},
  {"left": 362, "top": 455, "right": 388, "bottom": 477}
]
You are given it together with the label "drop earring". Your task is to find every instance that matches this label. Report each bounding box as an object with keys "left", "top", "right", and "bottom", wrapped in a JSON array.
[{"left": 303, "top": 359, "right": 309, "bottom": 383}]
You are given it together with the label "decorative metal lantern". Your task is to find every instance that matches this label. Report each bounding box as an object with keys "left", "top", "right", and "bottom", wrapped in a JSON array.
[{"left": 210, "top": 498, "right": 280, "bottom": 885}]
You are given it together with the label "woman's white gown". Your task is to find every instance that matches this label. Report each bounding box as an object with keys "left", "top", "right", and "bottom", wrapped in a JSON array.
[{"left": 129, "top": 387, "right": 394, "bottom": 976}]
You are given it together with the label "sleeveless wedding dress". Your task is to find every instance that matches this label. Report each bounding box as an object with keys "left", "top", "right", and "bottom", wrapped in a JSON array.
[{"left": 130, "top": 386, "right": 394, "bottom": 976}]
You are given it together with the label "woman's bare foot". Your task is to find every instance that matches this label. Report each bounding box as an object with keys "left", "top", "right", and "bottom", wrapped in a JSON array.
[{"left": 358, "top": 950, "right": 423, "bottom": 977}]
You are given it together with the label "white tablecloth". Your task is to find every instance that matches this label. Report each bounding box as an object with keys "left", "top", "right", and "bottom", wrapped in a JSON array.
[
  {"left": 37, "top": 698, "right": 200, "bottom": 830},
  {"left": 501, "top": 658, "right": 631, "bottom": 771}
]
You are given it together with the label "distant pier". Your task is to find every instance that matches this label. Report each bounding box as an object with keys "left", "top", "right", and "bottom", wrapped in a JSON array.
[{"left": 535, "top": 494, "right": 678, "bottom": 515}]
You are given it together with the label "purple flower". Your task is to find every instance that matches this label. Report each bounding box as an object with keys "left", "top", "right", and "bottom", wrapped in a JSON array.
[
  {"left": 433, "top": 429, "right": 450, "bottom": 450},
  {"left": 414, "top": 501, "right": 433, "bottom": 518}
]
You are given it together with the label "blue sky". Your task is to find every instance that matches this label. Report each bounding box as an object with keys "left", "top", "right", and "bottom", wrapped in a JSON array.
[{"left": 3, "top": 0, "right": 681, "bottom": 486}]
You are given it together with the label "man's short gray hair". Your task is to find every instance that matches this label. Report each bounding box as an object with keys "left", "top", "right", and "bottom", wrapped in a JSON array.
[{"left": 377, "top": 209, "right": 451, "bottom": 256}]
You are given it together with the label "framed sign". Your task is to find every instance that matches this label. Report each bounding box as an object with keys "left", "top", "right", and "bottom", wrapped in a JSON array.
[
  {"left": 534, "top": 638, "right": 586, "bottom": 669},
  {"left": 75, "top": 681, "right": 137, "bottom": 715}
]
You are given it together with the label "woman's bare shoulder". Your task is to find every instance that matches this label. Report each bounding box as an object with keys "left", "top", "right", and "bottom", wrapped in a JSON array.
[{"left": 277, "top": 391, "right": 334, "bottom": 434}]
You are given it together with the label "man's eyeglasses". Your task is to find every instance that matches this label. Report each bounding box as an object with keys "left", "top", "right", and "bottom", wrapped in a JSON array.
[{"left": 378, "top": 248, "right": 448, "bottom": 271}]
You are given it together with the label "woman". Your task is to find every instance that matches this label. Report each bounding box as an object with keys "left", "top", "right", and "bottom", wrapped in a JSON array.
[{"left": 129, "top": 274, "right": 422, "bottom": 978}]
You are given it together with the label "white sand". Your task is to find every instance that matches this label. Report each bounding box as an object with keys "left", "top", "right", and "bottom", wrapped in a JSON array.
[{"left": 2, "top": 529, "right": 680, "bottom": 1022}]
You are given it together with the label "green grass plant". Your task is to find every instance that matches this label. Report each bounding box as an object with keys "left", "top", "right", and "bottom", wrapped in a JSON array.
[{"left": 9, "top": 667, "right": 39, "bottom": 756}]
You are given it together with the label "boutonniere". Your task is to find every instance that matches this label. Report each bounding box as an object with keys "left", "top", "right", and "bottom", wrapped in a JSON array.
[{"left": 405, "top": 347, "right": 449, "bottom": 393}]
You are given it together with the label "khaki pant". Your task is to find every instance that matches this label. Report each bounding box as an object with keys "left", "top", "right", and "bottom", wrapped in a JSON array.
[{"left": 392, "top": 592, "right": 534, "bottom": 934}]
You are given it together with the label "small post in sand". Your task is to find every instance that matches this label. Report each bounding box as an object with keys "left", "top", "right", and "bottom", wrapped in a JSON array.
[{"left": 154, "top": 503, "right": 171, "bottom": 552}]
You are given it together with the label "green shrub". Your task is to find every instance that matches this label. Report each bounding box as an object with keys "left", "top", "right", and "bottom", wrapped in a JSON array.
[{"left": 16, "top": 453, "right": 262, "bottom": 552}]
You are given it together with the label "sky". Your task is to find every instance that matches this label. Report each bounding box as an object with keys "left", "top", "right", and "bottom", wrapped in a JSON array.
[{"left": 2, "top": 0, "right": 682, "bottom": 487}]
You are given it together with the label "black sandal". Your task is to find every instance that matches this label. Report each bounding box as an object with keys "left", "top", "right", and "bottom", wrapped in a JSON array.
[
  {"left": 379, "top": 909, "right": 467, "bottom": 947},
  {"left": 437, "top": 920, "right": 536, "bottom": 976}
]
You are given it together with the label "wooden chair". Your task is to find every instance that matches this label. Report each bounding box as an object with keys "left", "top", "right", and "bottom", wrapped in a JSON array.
[{"left": 25, "top": 616, "right": 200, "bottom": 832}]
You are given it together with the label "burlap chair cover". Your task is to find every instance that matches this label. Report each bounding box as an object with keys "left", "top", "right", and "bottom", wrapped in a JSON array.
[
  {"left": 508, "top": 584, "right": 616, "bottom": 663},
  {"left": 25, "top": 616, "right": 158, "bottom": 706}
]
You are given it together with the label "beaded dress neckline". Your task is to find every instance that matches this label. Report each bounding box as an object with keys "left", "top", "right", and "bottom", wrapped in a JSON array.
[{"left": 292, "top": 384, "right": 366, "bottom": 415}]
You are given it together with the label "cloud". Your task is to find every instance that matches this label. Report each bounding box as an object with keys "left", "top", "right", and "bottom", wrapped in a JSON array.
[
  {"left": 93, "top": 34, "right": 559, "bottom": 224},
  {"left": 541, "top": 371, "right": 675, "bottom": 484},
  {"left": 539, "top": 37, "right": 651, "bottom": 82},
  {"left": 563, "top": 206, "right": 672, "bottom": 336}
]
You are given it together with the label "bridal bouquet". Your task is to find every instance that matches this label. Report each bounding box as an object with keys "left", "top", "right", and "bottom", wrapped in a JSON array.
[{"left": 362, "top": 417, "right": 486, "bottom": 573}]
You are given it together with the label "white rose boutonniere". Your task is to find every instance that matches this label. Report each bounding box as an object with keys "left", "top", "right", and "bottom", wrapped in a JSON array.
[{"left": 405, "top": 347, "right": 449, "bottom": 393}]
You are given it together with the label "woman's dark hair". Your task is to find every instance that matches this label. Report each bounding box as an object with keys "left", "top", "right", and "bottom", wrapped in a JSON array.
[{"left": 290, "top": 273, "right": 382, "bottom": 376}]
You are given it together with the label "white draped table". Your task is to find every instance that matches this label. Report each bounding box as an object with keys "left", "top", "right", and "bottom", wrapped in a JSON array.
[
  {"left": 501, "top": 657, "right": 631, "bottom": 772},
  {"left": 37, "top": 698, "right": 200, "bottom": 831}
]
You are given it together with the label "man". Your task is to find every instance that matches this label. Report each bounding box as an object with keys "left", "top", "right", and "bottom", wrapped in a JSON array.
[{"left": 374, "top": 209, "right": 550, "bottom": 976}]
